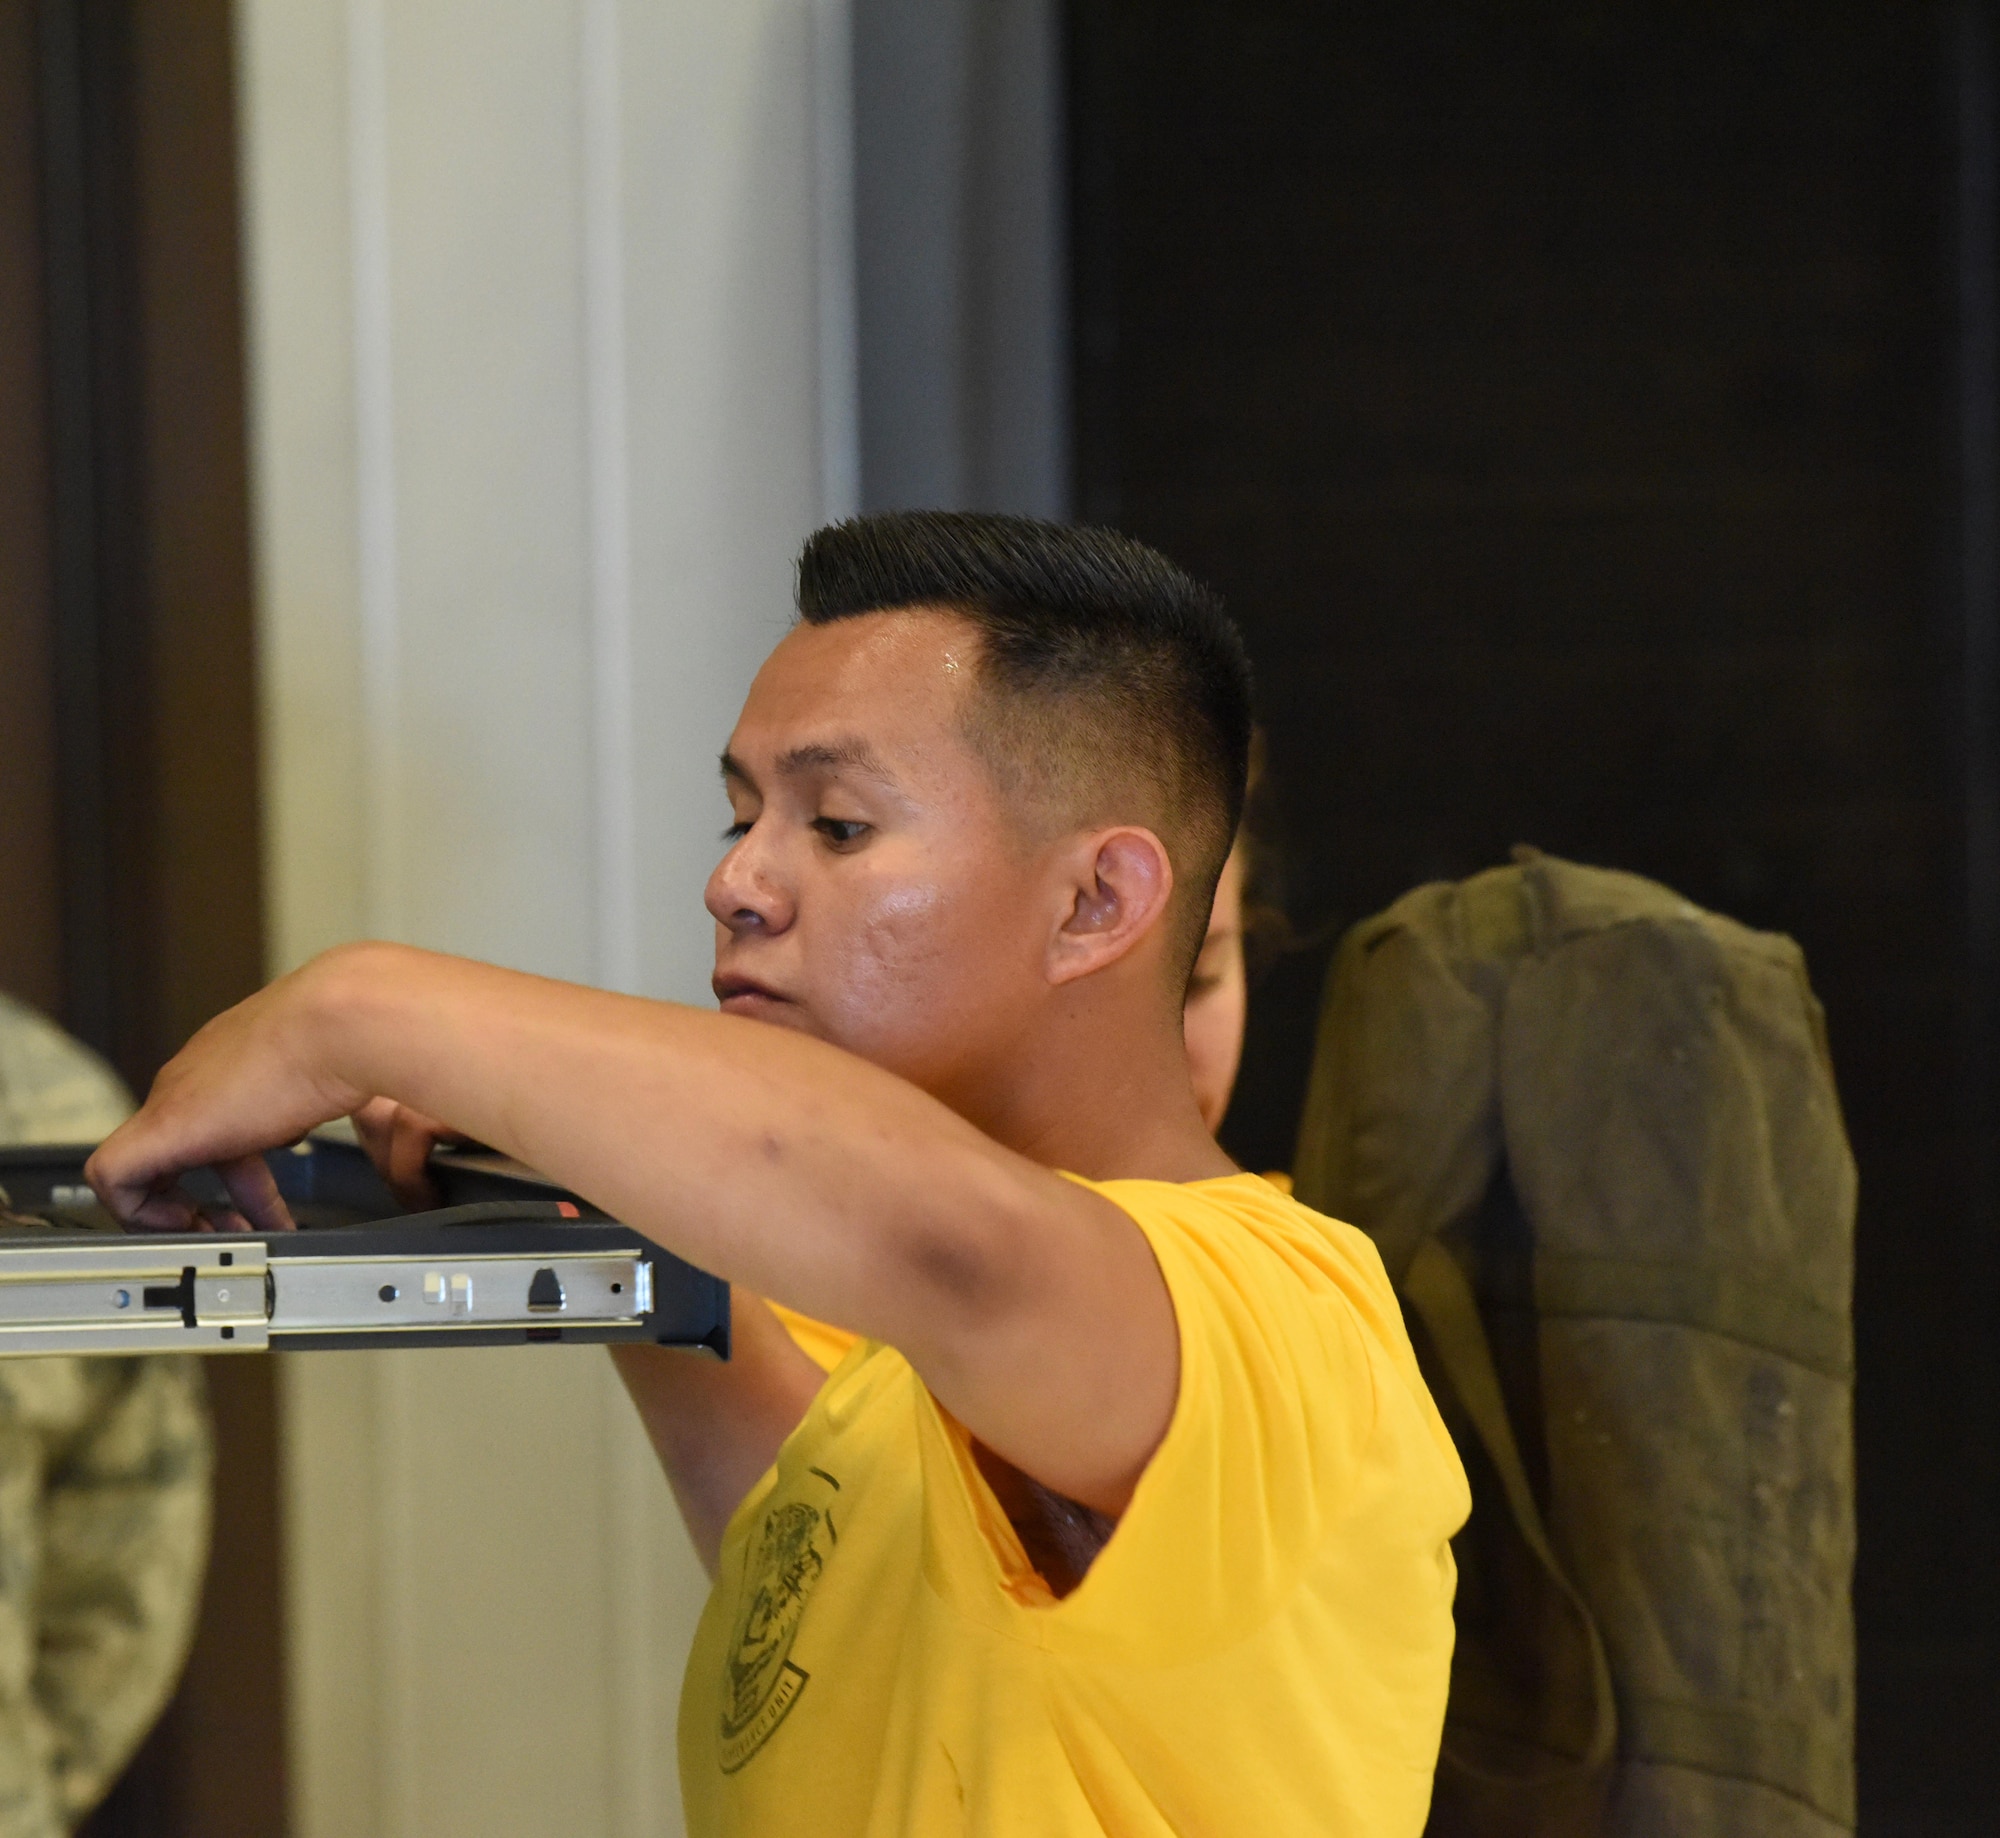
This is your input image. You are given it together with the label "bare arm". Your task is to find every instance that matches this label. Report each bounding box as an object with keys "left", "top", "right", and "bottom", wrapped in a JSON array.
[
  {"left": 87, "top": 944, "right": 1179, "bottom": 1514},
  {"left": 611, "top": 1296, "right": 826, "bottom": 1572}
]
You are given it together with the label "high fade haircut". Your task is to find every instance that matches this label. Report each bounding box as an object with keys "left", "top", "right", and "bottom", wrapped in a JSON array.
[{"left": 795, "top": 510, "right": 1254, "bottom": 981}]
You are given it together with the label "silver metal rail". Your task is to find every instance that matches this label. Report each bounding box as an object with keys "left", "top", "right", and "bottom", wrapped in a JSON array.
[{"left": 0, "top": 1239, "right": 654, "bottom": 1354}]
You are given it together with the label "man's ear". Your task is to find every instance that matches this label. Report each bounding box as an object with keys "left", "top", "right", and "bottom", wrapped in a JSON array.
[{"left": 1047, "top": 827, "right": 1176, "bottom": 987}]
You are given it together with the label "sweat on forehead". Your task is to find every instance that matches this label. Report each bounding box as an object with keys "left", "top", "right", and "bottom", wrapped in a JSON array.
[{"left": 726, "top": 611, "right": 984, "bottom": 781}]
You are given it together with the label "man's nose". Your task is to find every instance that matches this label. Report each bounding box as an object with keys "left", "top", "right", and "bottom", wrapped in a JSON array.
[{"left": 705, "top": 831, "right": 792, "bottom": 936}]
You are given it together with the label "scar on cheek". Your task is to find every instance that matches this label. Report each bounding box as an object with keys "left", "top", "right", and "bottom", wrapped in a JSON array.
[{"left": 942, "top": 651, "right": 961, "bottom": 674}]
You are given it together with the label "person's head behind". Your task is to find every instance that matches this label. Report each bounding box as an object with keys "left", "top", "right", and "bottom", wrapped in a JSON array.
[
  {"left": 708, "top": 511, "right": 1253, "bottom": 1129},
  {"left": 1184, "top": 841, "right": 1248, "bottom": 1136},
  {"left": 1184, "top": 730, "right": 1290, "bottom": 1136}
]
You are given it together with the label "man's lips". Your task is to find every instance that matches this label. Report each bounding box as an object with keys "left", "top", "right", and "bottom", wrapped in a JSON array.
[{"left": 713, "top": 974, "right": 790, "bottom": 1009}]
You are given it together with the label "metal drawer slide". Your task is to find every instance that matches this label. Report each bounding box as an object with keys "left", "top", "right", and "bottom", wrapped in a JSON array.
[{"left": 0, "top": 1140, "right": 729, "bottom": 1358}]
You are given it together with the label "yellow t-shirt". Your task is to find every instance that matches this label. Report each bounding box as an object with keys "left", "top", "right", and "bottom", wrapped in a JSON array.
[
  {"left": 769, "top": 1302, "right": 860, "bottom": 1374},
  {"left": 680, "top": 1173, "right": 1470, "bottom": 1836}
]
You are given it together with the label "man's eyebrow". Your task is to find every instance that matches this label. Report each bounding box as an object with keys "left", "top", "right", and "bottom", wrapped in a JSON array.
[
  {"left": 777, "top": 738, "right": 891, "bottom": 779},
  {"left": 719, "top": 738, "right": 893, "bottom": 787}
]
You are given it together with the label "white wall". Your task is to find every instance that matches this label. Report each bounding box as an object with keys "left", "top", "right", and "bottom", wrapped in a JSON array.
[{"left": 235, "top": 3, "right": 854, "bottom": 1833}]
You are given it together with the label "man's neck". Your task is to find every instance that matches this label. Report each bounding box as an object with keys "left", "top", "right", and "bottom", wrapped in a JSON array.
[{"left": 944, "top": 997, "right": 1238, "bottom": 1185}]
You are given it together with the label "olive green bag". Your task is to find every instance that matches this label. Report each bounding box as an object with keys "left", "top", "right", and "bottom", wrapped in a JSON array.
[{"left": 1293, "top": 851, "right": 1855, "bottom": 1837}]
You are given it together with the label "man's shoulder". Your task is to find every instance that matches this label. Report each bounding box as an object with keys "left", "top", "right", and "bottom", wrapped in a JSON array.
[
  {"left": 1067, "top": 1170, "right": 1430, "bottom": 1426},
  {"left": 1073, "top": 1171, "right": 1394, "bottom": 1300}
]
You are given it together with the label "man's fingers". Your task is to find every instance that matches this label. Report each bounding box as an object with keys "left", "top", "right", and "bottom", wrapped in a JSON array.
[
  {"left": 123, "top": 1187, "right": 201, "bottom": 1233},
  {"left": 354, "top": 1096, "right": 446, "bottom": 1211},
  {"left": 88, "top": 1151, "right": 294, "bottom": 1235},
  {"left": 387, "top": 1112, "right": 442, "bottom": 1211},
  {"left": 350, "top": 1096, "right": 400, "bottom": 1167},
  {"left": 87, "top": 1137, "right": 179, "bottom": 1229},
  {"left": 217, "top": 1153, "right": 296, "bottom": 1233}
]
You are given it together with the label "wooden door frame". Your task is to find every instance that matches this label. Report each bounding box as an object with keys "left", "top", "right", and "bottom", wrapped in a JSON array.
[{"left": 6, "top": 1, "right": 286, "bottom": 1831}]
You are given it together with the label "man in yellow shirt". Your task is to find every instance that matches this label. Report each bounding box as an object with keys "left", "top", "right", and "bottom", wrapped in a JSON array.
[{"left": 87, "top": 511, "right": 1468, "bottom": 1834}]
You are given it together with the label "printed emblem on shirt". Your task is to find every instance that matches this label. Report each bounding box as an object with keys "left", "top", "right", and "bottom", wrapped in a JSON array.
[{"left": 719, "top": 1473, "right": 840, "bottom": 1773}]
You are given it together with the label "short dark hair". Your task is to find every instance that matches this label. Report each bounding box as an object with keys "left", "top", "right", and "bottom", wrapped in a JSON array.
[{"left": 796, "top": 510, "right": 1254, "bottom": 976}]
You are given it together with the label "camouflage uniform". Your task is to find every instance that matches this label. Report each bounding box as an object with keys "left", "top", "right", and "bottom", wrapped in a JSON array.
[{"left": 0, "top": 995, "right": 212, "bottom": 1835}]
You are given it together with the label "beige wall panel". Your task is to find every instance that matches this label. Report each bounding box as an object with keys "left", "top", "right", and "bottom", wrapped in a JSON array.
[{"left": 238, "top": 0, "right": 850, "bottom": 1832}]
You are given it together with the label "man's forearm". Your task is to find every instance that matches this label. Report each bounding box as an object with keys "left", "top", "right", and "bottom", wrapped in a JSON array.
[{"left": 311, "top": 943, "right": 1052, "bottom": 1351}]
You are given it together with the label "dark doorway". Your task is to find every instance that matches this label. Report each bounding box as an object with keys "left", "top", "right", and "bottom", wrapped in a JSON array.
[
  {"left": 2, "top": 0, "right": 285, "bottom": 1831},
  {"left": 0, "top": 0, "right": 63, "bottom": 1020},
  {"left": 1070, "top": 2, "right": 1993, "bottom": 1827}
]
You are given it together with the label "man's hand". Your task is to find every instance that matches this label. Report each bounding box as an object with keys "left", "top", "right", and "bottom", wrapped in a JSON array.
[{"left": 85, "top": 958, "right": 375, "bottom": 1233}]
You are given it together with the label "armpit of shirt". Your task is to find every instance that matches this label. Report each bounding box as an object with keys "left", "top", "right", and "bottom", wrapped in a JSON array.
[{"left": 767, "top": 1303, "right": 861, "bottom": 1375}]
